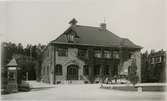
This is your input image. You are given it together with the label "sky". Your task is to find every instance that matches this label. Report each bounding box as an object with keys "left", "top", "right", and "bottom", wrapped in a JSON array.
[{"left": 0, "top": 0, "right": 166, "bottom": 52}]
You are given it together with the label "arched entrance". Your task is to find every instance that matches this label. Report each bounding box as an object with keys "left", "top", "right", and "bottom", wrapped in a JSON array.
[{"left": 67, "top": 65, "right": 79, "bottom": 80}]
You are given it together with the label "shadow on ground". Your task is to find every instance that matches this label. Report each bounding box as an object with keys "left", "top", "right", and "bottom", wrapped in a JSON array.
[{"left": 31, "top": 87, "right": 55, "bottom": 91}]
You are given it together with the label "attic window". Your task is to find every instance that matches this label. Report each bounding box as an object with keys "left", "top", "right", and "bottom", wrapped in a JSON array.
[{"left": 66, "top": 33, "right": 74, "bottom": 42}]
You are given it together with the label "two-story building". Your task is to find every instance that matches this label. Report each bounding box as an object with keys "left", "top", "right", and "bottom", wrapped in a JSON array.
[
  {"left": 143, "top": 50, "right": 166, "bottom": 82},
  {"left": 41, "top": 18, "right": 142, "bottom": 84}
]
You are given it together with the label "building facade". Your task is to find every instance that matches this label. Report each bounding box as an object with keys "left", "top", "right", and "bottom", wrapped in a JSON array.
[
  {"left": 41, "top": 19, "right": 142, "bottom": 84},
  {"left": 141, "top": 50, "right": 166, "bottom": 82}
]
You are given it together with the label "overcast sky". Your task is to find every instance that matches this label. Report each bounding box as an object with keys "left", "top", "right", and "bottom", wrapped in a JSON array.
[{"left": 0, "top": 0, "right": 166, "bottom": 52}]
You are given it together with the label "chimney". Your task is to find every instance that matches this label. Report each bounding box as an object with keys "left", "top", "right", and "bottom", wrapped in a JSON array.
[{"left": 100, "top": 23, "right": 106, "bottom": 30}]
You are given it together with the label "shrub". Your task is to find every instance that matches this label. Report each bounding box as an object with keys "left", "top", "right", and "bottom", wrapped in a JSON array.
[
  {"left": 18, "top": 81, "right": 31, "bottom": 92},
  {"left": 128, "top": 59, "right": 139, "bottom": 86},
  {"left": 95, "top": 81, "right": 99, "bottom": 83},
  {"left": 84, "top": 81, "right": 88, "bottom": 84},
  {"left": 56, "top": 81, "right": 61, "bottom": 84}
]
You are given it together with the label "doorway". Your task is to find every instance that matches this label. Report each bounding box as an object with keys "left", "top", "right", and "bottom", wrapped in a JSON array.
[{"left": 67, "top": 65, "right": 79, "bottom": 80}]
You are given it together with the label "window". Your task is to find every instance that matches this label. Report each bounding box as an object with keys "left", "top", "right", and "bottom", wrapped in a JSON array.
[
  {"left": 83, "top": 65, "right": 89, "bottom": 75},
  {"left": 159, "top": 57, "right": 162, "bottom": 63},
  {"left": 104, "top": 65, "right": 110, "bottom": 75},
  {"left": 47, "top": 66, "right": 49, "bottom": 75},
  {"left": 55, "top": 64, "right": 62, "bottom": 75},
  {"left": 113, "top": 51, "right": 119, "bottom": 59},
  {"left": 8, "top": 72, "right": 15, "bottom": 80},
  {"left": 104, "top": 50, "right": 111, "bottom": 58},
  {"left": 66, "top": 33, "right": 74, "bottom": 42},
  {"left": 47, "top": 50, "right": 49, "bottom": 57},
  {"left": 42, "top": 67, "right": 45, "bottom": 75},
  {"left": 45, "top": 67, "right": 47, "bottom": 75},
  {"left": 155, "top": 57, "right": 158, "bottom": 63},
  {"left": 57, "top": 48, "right": 68, "bottom": 56},
  {"left": 94, "top": 65, "right": 101, "bottom": 75},
  {"left": 155, "top": 56, "right": 162, "bottom": 63},
  {"left": 78, "top": 49, "right": 87, "bottom": 57},
  {"left": 94, "top": 50, "right": 102, "bottom": 58},
  {"left": 151, "top": 57, "right": 154, "bottom": 64},
  {"left": 128, "top": 53, "right": 132, "bottom": 58}
]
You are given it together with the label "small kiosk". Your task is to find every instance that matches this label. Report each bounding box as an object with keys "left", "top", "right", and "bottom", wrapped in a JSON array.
[{"left": 6, "top": 58, "right": 18, "bottom": 93}]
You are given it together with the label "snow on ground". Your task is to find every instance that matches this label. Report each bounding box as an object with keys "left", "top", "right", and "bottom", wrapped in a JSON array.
[{"left": 1, "top": 81, "right": 166, "bottom": 101}]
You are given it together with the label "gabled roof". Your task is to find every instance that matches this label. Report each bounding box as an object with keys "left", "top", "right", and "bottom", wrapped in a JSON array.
[{"left": 51, "top": 25, "right": 142, "bottom": 49}]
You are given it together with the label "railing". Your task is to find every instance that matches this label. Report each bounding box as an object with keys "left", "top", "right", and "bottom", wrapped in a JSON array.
[{"left": 80, "top": 75, "right": 90, "bottom": 83}]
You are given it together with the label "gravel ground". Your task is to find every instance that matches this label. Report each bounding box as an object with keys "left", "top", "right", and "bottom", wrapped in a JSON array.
[{"left": 1, "top": 81, "right": 166, "bottom": 101}]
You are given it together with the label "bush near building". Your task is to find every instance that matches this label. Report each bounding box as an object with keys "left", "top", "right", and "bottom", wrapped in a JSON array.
[{"left": 128, "top": 59, "right": 138, "bottom": 85}]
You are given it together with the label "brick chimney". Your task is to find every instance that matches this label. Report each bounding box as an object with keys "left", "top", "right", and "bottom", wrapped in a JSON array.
[{"left": 100, "top": 23, "right": 106, "bottom": 30}]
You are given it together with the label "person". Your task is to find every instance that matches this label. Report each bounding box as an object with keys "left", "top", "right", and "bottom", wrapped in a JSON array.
[
  {"left": 70, "top": 80, "right": 72, "bottom": 84},
  {"left": 105, "top": 77, "right": 108, "bottom": 84},
  {"left": 114, "top": 75, "right": 117, "bottom": 84}
]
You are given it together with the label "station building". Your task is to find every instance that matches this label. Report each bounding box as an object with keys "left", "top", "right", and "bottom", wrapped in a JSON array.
[{"left": 41, "top": 18, "right": 142, "bottom": 84}]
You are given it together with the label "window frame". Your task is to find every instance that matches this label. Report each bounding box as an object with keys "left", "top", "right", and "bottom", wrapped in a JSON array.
[
  {"left": 83, "top": 65, "right": 89, "bottom": 75},
  {"left": 159, "top": 56, "right": 162, "bottom": 63},
  {"left": 78, "top": 49, "right": 88, "bottom": 57},
  {"left": 55, "top": 64, "right": 63, "bottom": 75},
  {"left": 103, "top": 50, "right": 112, "bottom": 59},
  {"left": 113, "top": 51, "right": 119, "bottom": 59},
  {"left": 94, "top": 49, "right": 102, "bottom": 58},
  {"left": 66, "top": 31, "right": 75, "bottom": 43},
  {"left": 151, "top": 57, "right": 155, "bottom": 64},
  {"left": 104, "top": 65, "right": 110, "bottom": 75},
  {"left": 94, "top": 65, "right": 101, "bottom": 76},
  {"left": 57, "top": 47, "right": 68, "bottom": 57}
]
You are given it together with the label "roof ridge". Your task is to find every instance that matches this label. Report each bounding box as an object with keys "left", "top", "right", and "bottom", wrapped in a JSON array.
[
  {"left": 76, "top": 24, "right": 116, "bottom": 35},
  {"left": 76, "top": 25, "right": 101, "bottom": 29},
  {"left": 50, "top": 24, "right": 141, "bottom": 49}
]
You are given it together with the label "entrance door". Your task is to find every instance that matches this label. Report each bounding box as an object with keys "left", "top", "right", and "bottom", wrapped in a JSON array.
[{"left": 67, "top": 65, "right": 78, "bottom": 80}]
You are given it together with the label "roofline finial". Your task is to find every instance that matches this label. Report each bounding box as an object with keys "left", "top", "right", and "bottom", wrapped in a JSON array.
[
  {"left": 100, "top": 17, "right": 107, "bottom": 30},
  {"left": 69, "top": 18, "right": 78, "bottom": 26}
]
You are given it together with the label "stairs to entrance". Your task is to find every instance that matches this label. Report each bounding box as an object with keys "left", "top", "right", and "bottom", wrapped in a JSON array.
[
  {"left": 80, "top": 75, "right": 90, "bottom": 83},
  {"left": 55, "top": 75, "right": 90, "bottom": 84}
]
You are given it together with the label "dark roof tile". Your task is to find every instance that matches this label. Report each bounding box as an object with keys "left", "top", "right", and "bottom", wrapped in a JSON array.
[{"left": 51, "top": 25, "right": 141, "bottom": 49}]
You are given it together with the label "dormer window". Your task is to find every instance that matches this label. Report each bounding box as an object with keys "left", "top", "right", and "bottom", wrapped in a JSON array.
[
  {"left": 66, "top": 18, "right": 79, "bottom": 43},
  {"left": 66, "top": 33, "right": 74, "bottom": 42}
]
